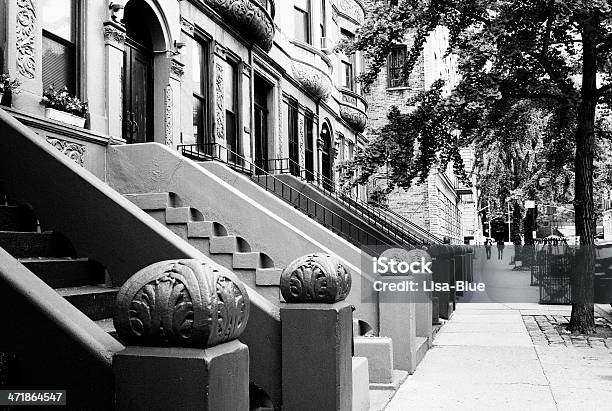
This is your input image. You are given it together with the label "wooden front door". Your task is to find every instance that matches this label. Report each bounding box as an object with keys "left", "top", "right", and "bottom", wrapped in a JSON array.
[{"left": 123, "top": 43, "right": 153, "bottom": 144}]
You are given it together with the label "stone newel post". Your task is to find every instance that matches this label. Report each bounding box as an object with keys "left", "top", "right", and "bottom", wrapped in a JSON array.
[
  {"left": 113, "top": 259, "right": 250, "bottom": 411},
  {"left": 280, "top": 253, "right": 353, "bottom": 411}
]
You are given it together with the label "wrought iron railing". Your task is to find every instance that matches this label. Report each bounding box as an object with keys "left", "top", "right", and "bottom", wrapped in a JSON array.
[
  {"left": 178, "top": 143, "right": 394, "bottom": 254},
  {"left": 262, "top": 157, "right": 441, "bottom": 245}
]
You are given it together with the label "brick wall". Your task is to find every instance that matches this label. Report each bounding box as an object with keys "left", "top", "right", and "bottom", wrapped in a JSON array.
[{"left": 363, "top": 25, "right": 465, "bottom": 242}]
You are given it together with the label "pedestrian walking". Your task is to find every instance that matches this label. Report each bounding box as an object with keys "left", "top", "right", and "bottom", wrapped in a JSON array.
[
  {"left": 497, "top": 238, "right": 505, "bottom": 260},
  {"left": 484, "top": 238, "right": 492, "bottom": 260}
]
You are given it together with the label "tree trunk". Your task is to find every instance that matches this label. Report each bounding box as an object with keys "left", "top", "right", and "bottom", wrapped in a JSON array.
[{"left": 568, "top": 21, "right": 597, "bottom": 334}]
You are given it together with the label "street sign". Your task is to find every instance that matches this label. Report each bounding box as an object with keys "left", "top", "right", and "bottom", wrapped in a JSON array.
[{"left": 525, "top": 200, "right": 535, "bottom": 209}]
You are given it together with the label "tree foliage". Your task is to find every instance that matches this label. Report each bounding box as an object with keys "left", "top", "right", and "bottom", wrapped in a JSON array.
[{"left": 346, "top": 0, "right": 612, "bottom": 333}]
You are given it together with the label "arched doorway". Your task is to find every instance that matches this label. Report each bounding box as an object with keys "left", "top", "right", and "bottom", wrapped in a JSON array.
[
  {"left": 122, "top": 0, "right": 157, "bottom": 143},
  {"left": 320, "top": 122, "right": 334, "bottom": 191}
]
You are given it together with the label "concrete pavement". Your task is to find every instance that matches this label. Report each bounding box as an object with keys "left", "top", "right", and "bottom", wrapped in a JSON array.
[{"left": 384, "top": 303, "right": 612, "bottom": 410}]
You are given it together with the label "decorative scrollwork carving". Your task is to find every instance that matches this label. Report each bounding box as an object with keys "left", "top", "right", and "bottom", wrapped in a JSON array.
[
  {"left": 336, "top": 0, "right": 365, "bottom": 25},
  {"left": 164, "top": 85, "right": 173, "bottom": 146},
  {"left": 114, "top": 260, "right": 250, "bottom": 348},
  {"left": 339, "top": 106, "right": 367, "bottom": 133},
  {"left": 103, "top": 23, "right": 126, "bottom": 47},
  {"left": 46, "top": 137, "right": 85, "bottom": 166},
  {"left": 215, "top": 63, "right": 225, "bottom": 140},
  {"left": 16, "top": 0, "right": 36, "bottom": 79},
  {"left": 204, "top": 0, "right": 275, "bottom": 52},
  {"left": 291, "top": 60, "right": 333, "bottom": 101},
  {"left": 280, "top": 253, "right": 352, "bottom": 303},
  {"left": 170, "top": 60, "right": 185, "bottom": 78}
]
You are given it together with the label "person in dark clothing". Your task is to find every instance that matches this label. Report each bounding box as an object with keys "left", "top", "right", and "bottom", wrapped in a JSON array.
[
  {"left": 497, "top": 239, "right": 505, "bottom": 260},
  {"left": 484, "top": 238, "right": 492, "bottom": 259}
]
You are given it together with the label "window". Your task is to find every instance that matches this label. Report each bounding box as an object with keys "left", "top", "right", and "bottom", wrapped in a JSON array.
[
  {"left": 320, "top": 0, "right": 327, "bottom": 47},
  {"left": 192, "top": 37, "right": 210, "bottom": 148},
  {"left": 224, "top": 60, "right": 240, "bottom": 161},
  {"left": 294, "top": 0, "right": 311, "bottom": 44},
  {"left": 341, "top": 30, "right": 356, "bottom": 91},
  {"left": 41, "top": 0, "right": 78, "bottom": 94},
  {"left": 305, "top": 112, "right": 314, "bottom": 181},
  {"left": 287, "top": 99, "right": 299, "bottom": 176},
  {"left": 388, "top": 46, "right": 408, "bottom": 88},
  {"left": 342, "top": 61, "right": 354, "bottom": 91}
]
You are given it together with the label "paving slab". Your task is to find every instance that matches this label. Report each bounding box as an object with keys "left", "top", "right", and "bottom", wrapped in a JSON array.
[
  {"left": 386, "top": 382, "right": 556, "bottom": 411},
  {"left": 433, "top": 331, "right": 534, "bottom": 347},
  {"left": 385, "top": 300, "right": 612, "bottom": 410},
  {"left": 438, "top": 322, "right": 529, "bottom": 333}
]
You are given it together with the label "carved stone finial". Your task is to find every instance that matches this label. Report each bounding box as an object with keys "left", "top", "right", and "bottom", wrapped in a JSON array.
[
  {"left": 280, "top": 253, "right": 352, "bottom": 303},
  {"left": 114, "top": 260, "right": 250, "bottom": 348}
]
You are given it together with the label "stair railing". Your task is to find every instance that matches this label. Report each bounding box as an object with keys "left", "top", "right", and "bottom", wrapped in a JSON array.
[
  {"left": 178, "top": 143, "right": 402, "bottom": 253},
  {"left": 263, "top": 156, "right": 441, "bottom": 245}
]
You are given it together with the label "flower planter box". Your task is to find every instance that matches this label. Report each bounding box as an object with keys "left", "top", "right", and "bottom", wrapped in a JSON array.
[{"left": 45, "top": 108, "right": 85, "bottom": 127}]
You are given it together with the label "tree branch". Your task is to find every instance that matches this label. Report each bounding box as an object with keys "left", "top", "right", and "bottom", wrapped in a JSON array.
[
  {"left": 540, "top": 0, "right": 554, "bottom": 57},
  {"left": 525, "top": 51, "right": 578, "bottom": 100},
  {"left": 597, "top": 82, "right": 612, "bottom": 96}
]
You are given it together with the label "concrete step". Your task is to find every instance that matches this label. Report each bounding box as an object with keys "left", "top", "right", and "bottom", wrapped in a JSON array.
[
  {"left": 233, "top": 252, "right": 274, "bottom": 270},
  {"left": 255, "top": 268, "right": 282, "bottom": 286},
  {"left": 165, "top": 207, "right": 193, "bottom": 224},
  {"left": 187, "top": 221, "right": 222, "bottom": 238},
  {"left": 20, "top": 258, "right": 105, "bottom": 288},
  {"left": 0, "top": 231, "right": 76, "bottom": 258},
  {"left": 124, "top": 193, "right": 169, "bottom": 210},
  {"left": 57, "top": 285, "right": 118, "bottom": 321},
  {"left": 0, "top": 205, "right": 37, "bottom": 231},
  {"left": 209, "top": 236, "right": 250, "bottom": 254}
]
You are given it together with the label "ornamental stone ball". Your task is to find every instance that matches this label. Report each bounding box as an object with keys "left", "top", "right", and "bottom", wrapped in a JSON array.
[
  {"left": 114, "top": 259, "right": 249, "bottom": 348},
  {"left": 280, "top": 253, "right": 351, "bottom": 303}
]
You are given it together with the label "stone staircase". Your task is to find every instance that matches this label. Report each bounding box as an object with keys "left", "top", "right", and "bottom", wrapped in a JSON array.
[
  {"left": 0, "top": 202, "right": 119, "bottom": 336},
  {"left": 124, "top": 192, "right": 283, "bottom": 303}
]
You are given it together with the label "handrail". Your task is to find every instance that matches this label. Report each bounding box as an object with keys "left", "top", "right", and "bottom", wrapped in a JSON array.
[
  {"left": 178, "top": 143, "right": 397, "bottom": 253},
  {"left": 260, "top": 156, "right": 440, "bottom": 245}
]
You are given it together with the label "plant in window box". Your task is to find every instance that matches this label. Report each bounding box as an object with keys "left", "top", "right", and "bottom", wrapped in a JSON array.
[
  {"left": 41, "top": 85, "right": 88, "bottom": 127},
  {"left": 0, "top": 74, "right": 21, "bottom": 106}
]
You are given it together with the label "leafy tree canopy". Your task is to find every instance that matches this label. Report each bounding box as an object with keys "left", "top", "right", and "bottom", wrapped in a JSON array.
[{"left": 344, "top": 0, "right": 612, "bottom": 333}]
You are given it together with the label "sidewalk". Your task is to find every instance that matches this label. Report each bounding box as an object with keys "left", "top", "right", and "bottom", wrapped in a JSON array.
[{"left": 384, "top": 303, "right": 612, "bottom": 410}]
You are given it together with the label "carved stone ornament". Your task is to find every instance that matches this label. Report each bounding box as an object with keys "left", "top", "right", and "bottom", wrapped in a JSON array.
[
  {"left": 340, "top": 105, "right": 367, "bottom": 133},
  {"left": 170, "top": 60, "right": 185, "bottom": 78},
  {"left": 16, "top": 0, "right": 36, "bottom": 79},
  {"left": 164, "top": 85, "right": 173, "bottom": 146},
  {"left": 203, "top": 0, "right": 275, "bottom": 52},
  {"left": 103, "top": 23, "right": 126, "bottom": 46},
  {"left": 215, "top": 62, "right": 225, "bottom": 140},
  {"left": 336, "top": 0, "right": 365, "bottom": 25},
  {"left": 298, "top": 116, "right": 305, "bottom": 167},
  {"left": 114, "top": 259, "right": 250, "bottom": 348},
  {"left": 46, "top": 137, "right": 85, "bottom": 166},
  {"left": 180, "top": 16, "right": 195, "bottom": 35},
  {"left": 280, "top": 253, "right": 352, "bottom": 303},
  {"left": 291, "top": 60, "right": 333, "bottom": 101}
]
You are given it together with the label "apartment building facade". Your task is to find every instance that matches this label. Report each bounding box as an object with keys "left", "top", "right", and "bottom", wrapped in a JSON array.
[{"left": 0, "top": 0, "right": 368, "bottom": 187}]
